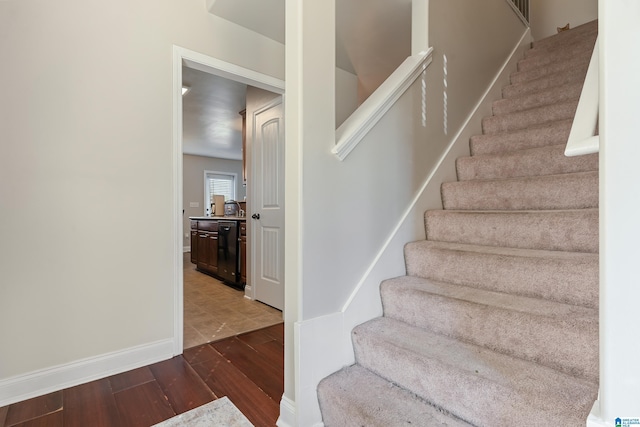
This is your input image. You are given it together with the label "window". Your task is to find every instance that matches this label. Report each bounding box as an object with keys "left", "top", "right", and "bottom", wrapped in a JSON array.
[{"left": 204, "top": 171, "right": 236, "bottom": 215}]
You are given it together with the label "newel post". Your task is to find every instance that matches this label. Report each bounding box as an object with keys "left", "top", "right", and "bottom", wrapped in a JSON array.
[{"left": 412, "top": 0, "right": 429, "bottom": 54}]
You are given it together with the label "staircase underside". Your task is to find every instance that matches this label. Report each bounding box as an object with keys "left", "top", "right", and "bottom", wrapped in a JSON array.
[{"left": 318, "top": 20, "right": 599, "bottom": 426}]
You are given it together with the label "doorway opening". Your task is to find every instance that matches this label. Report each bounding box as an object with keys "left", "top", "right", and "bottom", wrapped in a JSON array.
[{"left": 172, "top": 46, "right": 285, "bottom": 353}]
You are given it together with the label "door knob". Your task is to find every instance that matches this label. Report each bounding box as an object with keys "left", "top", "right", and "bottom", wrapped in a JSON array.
[{"left": 251, "top": 213, "right": 260, "bottom": 220}]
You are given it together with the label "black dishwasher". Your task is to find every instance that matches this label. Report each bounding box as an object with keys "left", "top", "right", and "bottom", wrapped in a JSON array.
[{"left": 217, "top": 221, "right": 239, "bottom": 285}]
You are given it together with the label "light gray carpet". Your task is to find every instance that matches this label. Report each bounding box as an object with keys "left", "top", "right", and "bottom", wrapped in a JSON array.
[
  {"left": 318, "top": 19, "right": 599, "bottom": 426},
  {"left": 152, "top": 397, "right": 253, "bottom": 427}
]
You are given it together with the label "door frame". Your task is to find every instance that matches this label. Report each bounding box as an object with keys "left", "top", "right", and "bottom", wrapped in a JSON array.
[{"left": 172, "top": 46, "right": 285, "bottom": 354}]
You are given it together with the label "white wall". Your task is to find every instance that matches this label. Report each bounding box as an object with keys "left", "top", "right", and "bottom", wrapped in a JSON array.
[
  {"left": 0, "top": 0, "right": 283, "bottom": 401},
  {"left": 596, "top": 2, "right": 640, "bottom": 423},
  {"left": 530, "top": 0, "right": 598, "bottom": 40},
  {"left": 182, "top": 154, "right": 244, "bottom": 247}
]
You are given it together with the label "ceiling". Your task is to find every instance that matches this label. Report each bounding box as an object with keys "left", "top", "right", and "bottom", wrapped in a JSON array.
[
  {"left": 182, "top": 66, "right": 246, "bottom": 160},
  {"left": 183, "top": 0, "right": 410, "bottom": 159}
]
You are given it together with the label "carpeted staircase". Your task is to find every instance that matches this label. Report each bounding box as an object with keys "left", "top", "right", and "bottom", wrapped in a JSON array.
[{"left": 318, "top": 20, "right": 599, "bottom": 426}]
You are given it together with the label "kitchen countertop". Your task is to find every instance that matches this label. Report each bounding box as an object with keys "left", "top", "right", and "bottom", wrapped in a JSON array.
[{"left": 189, "top": 216, "right": 247, "bottom": 221}]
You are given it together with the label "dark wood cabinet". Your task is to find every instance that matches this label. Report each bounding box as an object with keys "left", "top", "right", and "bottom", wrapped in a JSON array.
[
  {"left": 196, "top": 231, "right": 210, "bottom": 272},
  {"left": 192, "top": 220, "right": 219, "bottom": 274},
  {"left": 240, "top": 222, "right": 247, "bottom": 284},
  {"left": 190, "top": 218, "right": 246, "bottom": 287}
]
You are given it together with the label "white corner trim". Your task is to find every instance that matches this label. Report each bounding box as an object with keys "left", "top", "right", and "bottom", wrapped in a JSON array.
[
  {"left": 341, "top": 28, "right": 531, "bottom": 312},
  {"left": 276, "top": 395, "right": 297, "bottom": 427},
  {"left": 0, "top": 339, "right": 174, "bottom": 407},
  {"left": 332, "top": 48, "right": 434, "bottom": 161}
]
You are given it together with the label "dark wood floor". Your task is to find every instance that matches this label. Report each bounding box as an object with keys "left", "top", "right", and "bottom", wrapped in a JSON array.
[{"left": 0, "top": 323, "right": 284, "bottom": 427}]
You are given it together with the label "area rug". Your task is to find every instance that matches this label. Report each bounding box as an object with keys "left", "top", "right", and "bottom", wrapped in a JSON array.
[{"left": 152, "top": 397, "right": 254, "bottom": 427}]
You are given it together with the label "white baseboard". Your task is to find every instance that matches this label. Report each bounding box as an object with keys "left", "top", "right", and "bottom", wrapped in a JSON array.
[
  {"left": 183, "top": 246, "right": 190, "bottom": 253},
  {"left": 276, "top": 395, "right": 297, "bottom": 427},
  {"left": 587, "top": 399, "right": 615, "bottom": 427},
  {"left": 0, "top": 339, "right": 174, "bottom": 407}
]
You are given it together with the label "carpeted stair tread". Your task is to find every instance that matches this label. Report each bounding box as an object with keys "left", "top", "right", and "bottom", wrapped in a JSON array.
[
  {"left": 510, "top": 55, "right": 590, "bottom": 85},
  {"left": 470, "top": 119, "right": 573, "bottom": 155},
  {"left": 456, "top": 144, "right": 598, "bottom": 180},
  {"left": 317, "top": 365, "right": 471, "bottom": 427},
  {"left": 404, "top": 240, "right": 598, "bottom": 308},
  {"left": 492, "top": 81, "right": 583, "bottom": 115},
  {"left": 502, "top": 65, "right": 588, "bottom": 98},
  {"left": 352, "top": 317, "right": 598, "bottom": 426},
  {"left": 482, "top": 99, "right": 578, "bottom": 134},
  {"left": 425, "top": 208, "right": 599, "bottom": 253},
  {"left": 380, "top": 275, "right": 598, "bottom": 381},
  {"left": 517, "top": 43, "right": 595, "bottom": 72},
  {"left": 526, "top": 33, "right": 598, "bottom": 59},
  {"left": 442, "top": 170, "right": 598, "bottom": 210},
  {"left": 530, "top": 20, "right": 598, "bottom": 49}
]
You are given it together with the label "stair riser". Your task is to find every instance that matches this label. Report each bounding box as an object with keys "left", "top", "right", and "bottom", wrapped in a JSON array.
[
  {"left": 404, "top": 242, "right": 599, "bottom": 308},
  {"left": 511, "top": 57, "right": 590, "bottom": 85},
  {"left": 470, "top": 120, "right": 572, "bottom": 156},
  {"left": 381, "top": 283, "right": 598, "bottom": 381},
  {"left": 503, "top": 67, "right": 588, "bottom": 98},
  {"left": 492, "top": 82, "right": 582, "bottom": 115},
  {"left": 353, "top": 326, "right": 596, "bottom": 426},
  {"left": 483, "top": 101, "right": 578, "bottom": 134},
  {"left": 456, "top": 147, "right": 598, "bottom": 181},
  {"left": 425, "top": 210, "right": 599, "bottom": 253},
  {"left": 442, "top": 171, "right": 599, "bottom": 210}
]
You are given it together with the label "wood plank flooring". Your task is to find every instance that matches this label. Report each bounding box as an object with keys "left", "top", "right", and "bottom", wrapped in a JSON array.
[{"left": 0, "top": 324, "right": 283, "bottom": 427}]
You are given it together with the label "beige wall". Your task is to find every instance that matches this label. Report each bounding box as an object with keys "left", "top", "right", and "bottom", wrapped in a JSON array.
[
  {"left": 182, "top": 154, "right": 244, "bottom": 249},
  {"left": 335, "top": 67, "right": 359, "bottom": 127},
  {"left": 0, "top": 0, "right": 283, "bottom": 389},
  {"left": 530, "top": 0, "right": 598, "bottom": 40}
]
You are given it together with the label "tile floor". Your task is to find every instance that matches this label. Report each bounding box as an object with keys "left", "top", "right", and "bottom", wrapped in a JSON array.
[{"left": 183, "top": 252, "right": 283, "bottom": 349}]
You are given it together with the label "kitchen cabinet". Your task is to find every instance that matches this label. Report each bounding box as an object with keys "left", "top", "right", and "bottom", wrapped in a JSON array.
[
  {"left": 190, "top": 218, "right": 246, "bottom": 288},
  {"left": 240, "top": 222, "right": 247, "bottom": 284},
  {"left": 192, "top": 220, "right": 219, "bottom": 274}
]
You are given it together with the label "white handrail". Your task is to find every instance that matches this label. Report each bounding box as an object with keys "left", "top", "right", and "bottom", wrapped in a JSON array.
[
  {"left": 565, "top": 36, "right": 600, "bottom": 157},
  {"left": 332, "top": 48, "right": 433, "bottom": 161}
]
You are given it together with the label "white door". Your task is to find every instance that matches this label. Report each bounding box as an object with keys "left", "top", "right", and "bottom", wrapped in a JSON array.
[{"left": 252, "top": 98, "right": 284, "bottom": 310}]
